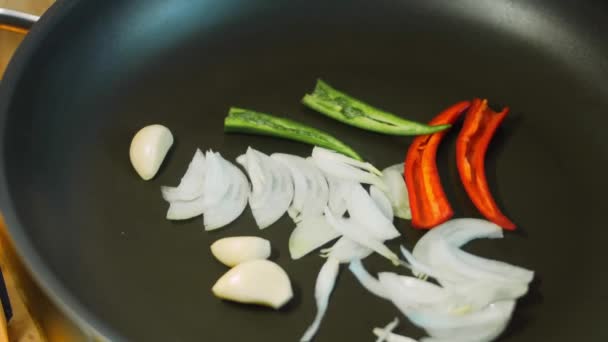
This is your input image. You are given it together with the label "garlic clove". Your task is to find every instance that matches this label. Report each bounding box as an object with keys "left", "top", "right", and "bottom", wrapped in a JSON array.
[
  {"left": 210, "top": 236, "right": 271, "bottom": 267},
  {"left": 129, "top": 124, "right": 174, "bottom": 180},
  {"left": 212, "top": 259, "right": 293, "bottom": 309}
]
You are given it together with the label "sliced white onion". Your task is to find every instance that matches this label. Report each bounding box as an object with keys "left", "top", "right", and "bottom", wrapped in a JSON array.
[
  {"left": 166, "top": 196, "right": 206, "bottom": 220},
  {"left": 406, "top": 301, "right": 515, "bottom": 340},
  {"left": 325, "top": 175, "right": 355, "bottom": 217},
  {"left": 374, "top": 317, "right": 400, "bottom": 342},
  {"left": 289, "top": 215, "right": 341, "bottom": 260},
  {"left": 378, "top": 272, "right": 448, "bottom": 311},
  {"left": 324, "top": 208, "right": 399, "bottom": 265},
  {"left": 348, "top": 260, "right": 389, "bottom": 299},
  {"left": 373, "top": 329, "right": 418, "bottom": 342},
  {"left": 272, "top": 153, "right": 329, "bottom": 222},
  {"left": 420, "top": 319, "right": 509, "bottom": 342},
  {"left": 370, "top": 185, "right": 394, "bottom": 220},
  {"left": 237, "top": 147, "right": 294, "bottom": 229},
  {"left": 413, "top": 219, "right": 503, "bottom": 259},
  {"left": 451, "top": 248, "right": 534, "bottom": 284},
  {"left": 312, "top": 146, "right": 383, "bottom": 176},
  {"left": 347, "top": 184, "right": 400, "bottom": 241},
  {"left": 300, "top": 257, "right": 340, "bottom": 342},
  {"left": 312, "top": 148, "right": 387, "bottom": 192},
  {"left": 161, "top": 148, "right": 206, "bottom": 202},
  {"left": 201, "top": 151, "right": 232, "bottom": 209},
  {"left": 412, "top": 219, "right": 533, "bottom": 287},
  {"left": 381, "top": 163, "right": 411, "bottom": 220},
  {"left": 401, "top": 246, "right": 528, "bottom": 310},
  {"left": 320, "top": 237, "right": 372, "bottom": 263},
  {"left": 203, "top": 156, "right": 250, "bottom": 230}
]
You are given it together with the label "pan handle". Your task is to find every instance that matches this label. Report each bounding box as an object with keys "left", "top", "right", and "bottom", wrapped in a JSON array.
[{"left": 0, "top": 8, "right": 39, "bottom": 34}]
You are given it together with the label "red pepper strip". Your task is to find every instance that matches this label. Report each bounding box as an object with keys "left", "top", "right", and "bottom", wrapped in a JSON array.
[
  {"left": 404, "top": 101, "right": 471, "bottom": 229},
  {"left": 456, "top": 99, "right": 516, "bottom": 230}
]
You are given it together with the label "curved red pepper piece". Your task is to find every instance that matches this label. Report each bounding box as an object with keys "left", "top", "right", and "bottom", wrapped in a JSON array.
[
  {"left": 404, "top": 101, "right": 471, "bottom": 229},
  {"left": 456, "top": 98, "right": 516, "bottom": 230}
]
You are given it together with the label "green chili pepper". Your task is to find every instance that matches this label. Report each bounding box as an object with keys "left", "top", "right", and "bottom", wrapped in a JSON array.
[
  {"left": 302, "top": 79, "right": 450, "bottom": 135},
  {"left": 224, "top": 107, "right": 363, "bottom": 161}
]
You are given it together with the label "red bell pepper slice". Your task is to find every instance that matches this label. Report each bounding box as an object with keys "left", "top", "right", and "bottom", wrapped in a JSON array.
[
  {"left": 404, "top": 101, "right": 471, "bottom": 229},
  {"left": 456, "top": 98, "right": 516, "bottom": 230}
]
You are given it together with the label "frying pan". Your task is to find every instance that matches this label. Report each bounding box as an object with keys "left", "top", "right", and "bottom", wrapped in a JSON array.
[{"left": 1, "top": 0, "right": 608, "bottom": 341}]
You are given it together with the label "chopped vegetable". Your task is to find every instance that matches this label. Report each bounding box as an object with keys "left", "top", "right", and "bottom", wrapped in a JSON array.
[
  {"left": 165, "top": 195, "right": 205, "bottom": 221},
  {"left": 161, "top": 148, "right": 206, "bottom": 202},
  {"left": 202, "top": 153, "right": 250, "bottom": 230},
  {"left": 163, "top": 151, "right": 249, "bottom": 228},
  {"left": 374, "top": 317, "right": 401, "bottom": 342},
  {"left": 347, "top": 184, "right": 400, "bottom": 240},
  {"left": 324, "top": 208, "right": 400, "bottom": 265},
  {"left": 349, "top": 260, "right": 389, "bottom": 299},
  {"left": 289, "top": 215, "right": 341, "bottom": 260},
  {"left": 129, "top": 124, "right": 173, "bottom": 180},
  {"left": 300, "top": 257, "right": 340, "bottom": 342},
  {"left": 456, "top": 99, "right": 516, "bottom": 230},
  {"left": 302, "top": 79, "right": 450, "bottom": 136},
  {"left": 237, "top": 147, "right": 294, "bottom": 229},
  {"left": 404, "top": 101, "right": 471, "bottom": 228},
  {"left": 312, "top": 147, "right": 387, "bottom": 192},
  {"left": 225, "top": 107, "right": 363, "bottom": 160},
  {"left": 348, "top": 219, "right": 534, "bottom": 342},
  {"left": 380, "top": 163, "right": 411, "bottom": 220},
  {"left": 411, "top": 219, "right": 533, "bottom": 289},
  {"left": 373, "top": 329, "right": 418, "bottom": 342},
  {"left": 324, "top": 174, "right": 353, "bottom": 217},
  {"left": 210, "top": 237, "right": 271, "bottom": 267},
  {"left": 272, "top": 153, "right": 329, "bottom": 222},
  {"left": 404, "top": 300, "right": 516, "bottom": 342},
  {"left": 312, "top": 146, "right": 382, "bottom": 176},
  {"left": 320, "top": 237, "right": 372, "bottom": 263},
  {"left": 370, "top": 185, "right": 394, "bottom": 220},
  {"left": 212, "top": 259, "right": 293, "bottom": 309}
]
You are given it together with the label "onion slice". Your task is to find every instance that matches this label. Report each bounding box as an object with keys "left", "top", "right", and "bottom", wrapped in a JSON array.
[
  {"left": 272, "top": 153, "right": 329, "bottom": 222},
  {"left": 289, "top": 215, "right": 341, "bottom": 259},
  {"left": 406, "top": 301, "right": 515, "bottom": 340},
  {"left": 381, "top": 163, "right": 411, "bottom": 220},
  {"left": 320, "top": 237, "right": 372, "bottom": 263},
  {"left": 161, "top": 148, "right": 206, "bottom": 202},
  {"left": 374, "top": 317, "right": 400, "bottom": 342},
  {"left": 412, "top": 219, "right": 534, "bottom": 287},
  {"left": 324, "top": 208, "right": 399, "bottom": 265},
  {"left": 300, "top": 257, "right": 340, "bottom": 342},
  {"left": 370, "top": 185, "right": 394, "bottom": 220},
  {"left": 203, "top": 156, "right": 250, "bottom": 230},
  {"left": 325, "top": 175, "right": 354, "bottom": 217},
  {"left": 347, "top": 184, "right": 400, "bottom": 240},
  {"left": 312, "top": 147, "right": 387, "bottom": 191},
  {"left": 237, "top": 147, "right": 294, "bottom": 229},
  {"left": 349, "top": 260, "right": 389, "bottom": 299},
  {"left": 312, "top": 146, "right": 383, "bottom": 176},
  {"left": 165, "top": 196, "right": 206, "bottom": 220},
  {"left": 373, "top": 330, "right": 418, "bottom": 342},
  {"left": 201, "top": 151, "right": 232, "bottom": 208}
]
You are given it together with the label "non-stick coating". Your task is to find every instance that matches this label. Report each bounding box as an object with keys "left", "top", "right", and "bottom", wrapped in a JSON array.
[{"left": 1, "top": 0, "right": 608, "bottom": 341}]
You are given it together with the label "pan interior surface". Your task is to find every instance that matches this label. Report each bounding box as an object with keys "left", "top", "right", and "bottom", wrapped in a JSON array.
[{"left": 1, "top": 0, "right": 608, "bottom": 341}]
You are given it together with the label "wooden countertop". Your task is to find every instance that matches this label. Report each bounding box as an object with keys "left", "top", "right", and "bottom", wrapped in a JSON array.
[
  {"left": 0, "top": 0, "right": 53, "bottom": 76},
  {"left": 1, "top": 1, "right": 92, "bottom": 341}
]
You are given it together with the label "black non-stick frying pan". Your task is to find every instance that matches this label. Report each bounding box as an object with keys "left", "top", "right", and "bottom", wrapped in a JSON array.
[{"left": 1, "top": 0, "right": 608, "bottom": 341}]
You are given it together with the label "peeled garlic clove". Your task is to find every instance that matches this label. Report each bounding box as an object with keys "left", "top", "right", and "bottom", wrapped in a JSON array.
[
  {"left": 212, "top": 259, "right": 293, "bottom": 309},
  {"left": 129, "top": 124, "right": 174, "bottom": 180},
  {"left": 210, "top": 237, "right": 271, "bottom": 267}
]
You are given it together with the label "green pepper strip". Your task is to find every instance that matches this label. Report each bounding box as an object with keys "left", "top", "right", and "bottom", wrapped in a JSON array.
[
  {"left": 224, "top": 107, "right": 364, "bottom": 161},
  {"left": 302, "top": 79, "right": 450, "bottom": 136}
]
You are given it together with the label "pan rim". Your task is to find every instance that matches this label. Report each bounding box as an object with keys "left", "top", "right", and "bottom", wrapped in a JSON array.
[{"left": 0, "top": 0, "right": 124, "bottom": 340}]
